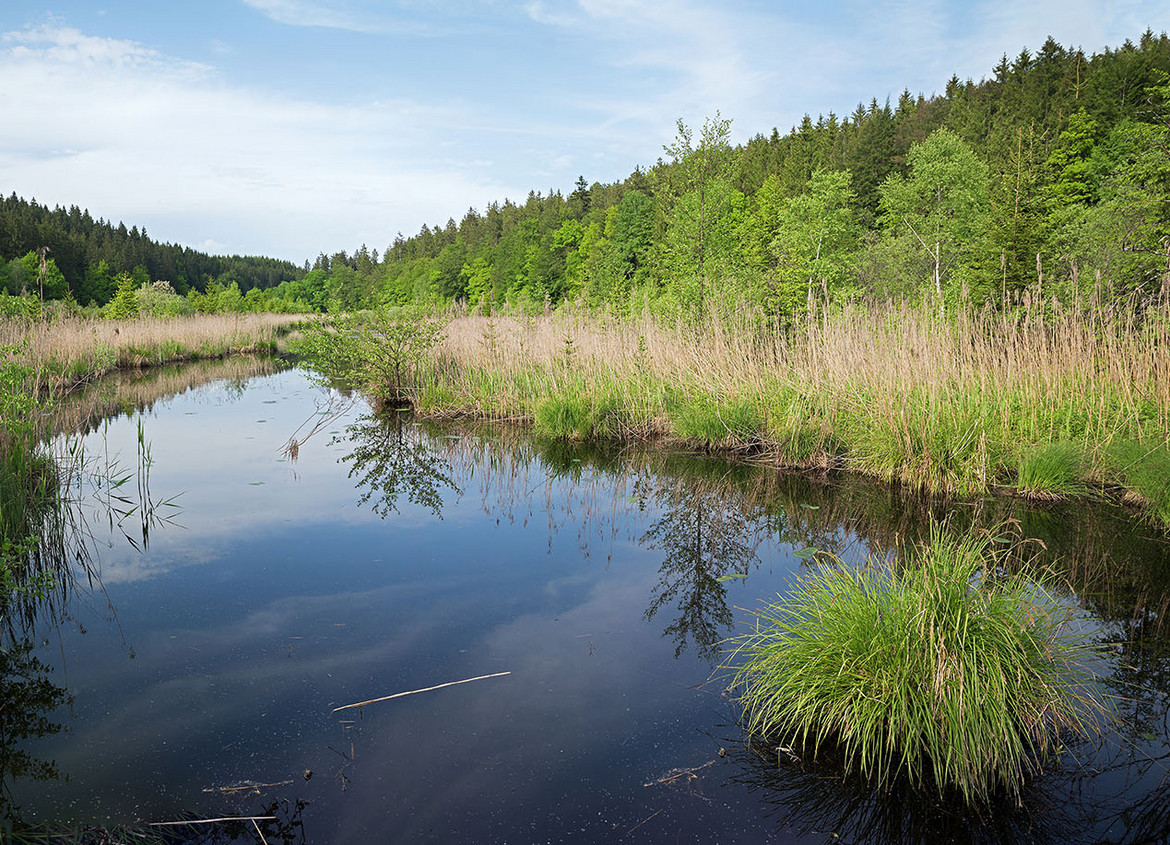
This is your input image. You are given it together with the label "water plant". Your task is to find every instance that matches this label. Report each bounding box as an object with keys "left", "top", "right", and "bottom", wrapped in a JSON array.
[
  {"left": 1015, "top": 441, "right": 1089, "bottom": 500},
  {"left": 727, "top": 525, "right": 1109, "bottom": 803}
]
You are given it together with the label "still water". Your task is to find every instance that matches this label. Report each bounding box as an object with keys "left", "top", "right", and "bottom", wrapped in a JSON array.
[{"left": 5, "top": 363, "right": 1170, "bottom": 843}]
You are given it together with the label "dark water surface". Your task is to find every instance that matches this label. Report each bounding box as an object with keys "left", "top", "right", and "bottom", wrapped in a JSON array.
[{"left": 5, "top": 365, "right": 1170, "bottom": 843}]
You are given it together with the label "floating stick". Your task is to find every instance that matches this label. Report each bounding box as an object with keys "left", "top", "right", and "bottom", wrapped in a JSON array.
[
  {"left": 331, "top": 671, "right": 511, "bottom": 712},
  {"left": 149, "top": 816, "right": 276, "bottom": 827}
]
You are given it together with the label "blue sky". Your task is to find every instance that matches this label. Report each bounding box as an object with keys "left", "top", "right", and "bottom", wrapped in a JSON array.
[{"left": 1, "top": 1, "right": 1165, "bottom": 265}]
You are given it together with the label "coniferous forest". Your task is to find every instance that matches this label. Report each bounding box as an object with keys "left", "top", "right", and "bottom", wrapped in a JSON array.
[{"left": 2, "top": 31, "right": 1169, "bottom": 318}]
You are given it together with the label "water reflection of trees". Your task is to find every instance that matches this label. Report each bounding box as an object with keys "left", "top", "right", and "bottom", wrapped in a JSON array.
[
  {"left": 425, "top": 423, "right": 1170, "bottom": 843},
  {"left": 0, "top": 642, "right": 70, "bottom": 830},
  {"left": 340, "top": 413, "right": 460, "bottom": 518},
  {"left": 640, "top": 476, "right": 767, "bottom": 661}
]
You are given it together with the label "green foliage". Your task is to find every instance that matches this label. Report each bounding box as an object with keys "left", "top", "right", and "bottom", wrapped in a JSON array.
[
  {"left": 296, "top": 307, "right": 447, "bottom": 405},
  {"left": 18, "top": 251, "right": 67, "bottom": 301},
  {"left": 1015, "top": 442, "right": 1089, "bottom": 500},
  {"left": 0, "top": 292, "right": 42, "bottom": 321},
  {"left": 770, "top": 169, "right": 861, "bottom": 316},
  {"left": 728, "top": 526, "right": 1108, "bottom": 803},
  {"left": 134, "top": 280, "right": 194, "bottom": 318},
  {"left": 103, "top": 273, "right": 140, "bottom": 320},
  {"left": 878, "top": 129, "right": 991, "bottom": 302}
]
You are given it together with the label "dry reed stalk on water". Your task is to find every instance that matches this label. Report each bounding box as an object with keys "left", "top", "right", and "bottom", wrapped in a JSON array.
[
  {"left": 149, "top": 816, "right": 277, "bottom": 826},
  {"left": 642, "top": 759, "right": 717, "bottom": 787},
  {"left": 331, "top": 671, "right": 512, "bottom": 712}
]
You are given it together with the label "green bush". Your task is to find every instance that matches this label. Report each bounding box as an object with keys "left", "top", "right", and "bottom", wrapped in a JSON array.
[{"left": 728, "top": 526, "right": 1108, "bottom": 803}]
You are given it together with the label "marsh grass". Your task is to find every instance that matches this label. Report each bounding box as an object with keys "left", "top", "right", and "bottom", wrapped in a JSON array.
[
  {"left": 396, "top": 294, "right": 1170, "bottom": 525},
  {"left": 1105, "top": 439, "right": 1170, "bottom": 526},
  {"left": 0, "top": 312, "right": 301, "bottom": 395},
  {"left": 726, "top": 527, "right": 1109, "bottom": 803},
  {"left": 1016, "top": 442, "right": 1090, "bottom": 501}
]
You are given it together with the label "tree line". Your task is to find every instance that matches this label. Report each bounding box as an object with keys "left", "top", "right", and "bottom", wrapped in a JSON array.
[
  {"left": 309, "top": 30, "right": 1170, "bottom": 318},
  {"left": 3, "top": 30, "right": 1168, "bottom": 319},
  {"left": 0, "top": 194, "right": 305, "bottom": 307}
]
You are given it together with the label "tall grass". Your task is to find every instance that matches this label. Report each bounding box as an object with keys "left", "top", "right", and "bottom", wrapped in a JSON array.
[
  {"left": 396, "top": 293, "right": 1170, "bottom": 526},
  {"left": 0, "top": 312, "right": 301, "bottom": 396},
  {"left": 726, "top": 527, "right": 1109, "bottom": 803}
]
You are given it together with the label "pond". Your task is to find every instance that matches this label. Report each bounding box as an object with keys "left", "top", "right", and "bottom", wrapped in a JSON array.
[{"left": 4, "top": 363, "right": 1170, "bottom": 843}]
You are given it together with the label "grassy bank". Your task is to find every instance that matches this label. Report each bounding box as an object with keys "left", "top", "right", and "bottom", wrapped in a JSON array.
[
  {"left": 0, "top": 312, "right": 302, "bottom": 396},
  {"left": 364, "top": 297, "right": 1170, "bottom": 528}
]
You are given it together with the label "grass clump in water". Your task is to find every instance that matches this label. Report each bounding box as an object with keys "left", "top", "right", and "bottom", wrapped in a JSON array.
[
  {"left": 728, "top": 526, "right": 1108, "bottom": 804},
  {"left": 1015, "top": 442, "right": 1089, "bottom": 500}
]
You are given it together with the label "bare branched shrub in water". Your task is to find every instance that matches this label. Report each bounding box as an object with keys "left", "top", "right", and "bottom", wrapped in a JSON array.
[{"left": 727, "top": 525, "right": 1110, "bottom": 803}]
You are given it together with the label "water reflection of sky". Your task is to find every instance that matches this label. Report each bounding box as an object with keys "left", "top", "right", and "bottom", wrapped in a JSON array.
[{"left": 10, "top": 368, "right": 1170, "bottom": 843}]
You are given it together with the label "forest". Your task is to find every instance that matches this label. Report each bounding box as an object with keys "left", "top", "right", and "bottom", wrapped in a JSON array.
[
  {"left": 1, "top": 31, "right": 1168, "bottom": 320},
  {"left": 0, "top": 193, "right": 305, "bottom": 311},
  {"left": 311, "top": 30, "right": 1170, "bottom": 319}
]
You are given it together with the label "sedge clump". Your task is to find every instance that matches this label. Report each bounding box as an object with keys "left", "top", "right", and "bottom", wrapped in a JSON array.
[{"left": 727, "top": 526, "right": 1109, "bottom": 803}]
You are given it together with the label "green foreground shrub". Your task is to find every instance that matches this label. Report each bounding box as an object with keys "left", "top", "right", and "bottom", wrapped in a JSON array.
[{"left": 728, "top": 528, "right": 1108, "bottom": 803}]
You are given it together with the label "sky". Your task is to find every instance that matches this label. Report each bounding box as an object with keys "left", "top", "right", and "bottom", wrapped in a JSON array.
[{"left": 0, "top": 1, "right": 1166, "bottom": 265}]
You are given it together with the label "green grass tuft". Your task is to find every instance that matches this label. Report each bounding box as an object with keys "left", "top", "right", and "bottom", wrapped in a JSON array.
[
  {"left": 668, "top": 392, "right": 764, "bottom": 445},
  {"left": 534, "top": 388, "right": 627, "bottom": 440},
  {"left": 1015, "top": 442, "right": 1088, "bottom": 500},
  {"left": 1106, "top": 440, "right": 1170, "bottom": 526},
  {"left": 727, "top": 526, "right": 1108, "bottom": 803}
]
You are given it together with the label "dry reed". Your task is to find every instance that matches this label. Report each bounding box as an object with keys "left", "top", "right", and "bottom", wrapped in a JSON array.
[
  {"left": 415, "top": 297, "right": 1170, "bottom": 520},
  {"left": 0, "top": 312, "right": 303, "bottom": 395}
]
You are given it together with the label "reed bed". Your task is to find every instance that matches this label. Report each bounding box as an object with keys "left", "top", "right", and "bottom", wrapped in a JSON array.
[
  {"left": 0, "top": 312, "right": 302, "bottom": 395},
  {"left": 410, "top": 297, "right": 1170, "bottom": 525}
]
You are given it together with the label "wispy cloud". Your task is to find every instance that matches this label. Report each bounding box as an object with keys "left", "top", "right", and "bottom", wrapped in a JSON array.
[
  {"left": 0, "top": 22, "right": 523, "bottom": 259},
  {"left": 240, "top": 0, "right": 448, "bottom": 36},
  {"left": 241, "top": 0, "right": 383, "bottom": 32}
]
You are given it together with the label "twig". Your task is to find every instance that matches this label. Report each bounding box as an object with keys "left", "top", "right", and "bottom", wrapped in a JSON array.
[
  {"left": 331, "top": 671, "right": 511, "bottom": 712},
  {"left": 149, "top": 816, "right": 277, "bottom": 827},
  {"left": 643, "top": 759, "right": 716, "bottom": 787},
  {"left": 625, "top": 809, "right": 662, "bottom": 836},
  {"left": 202, "top": 780, "right": 294, "bottom": 794},
  {"left": 252, "top": 818, "right": 270, "bottom": 845}
]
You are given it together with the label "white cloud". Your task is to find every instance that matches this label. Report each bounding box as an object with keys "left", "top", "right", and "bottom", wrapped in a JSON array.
[
  {"left": 241, "top": 0, "right": 381, "bottom": 31},
  {"left": 0, "top": 22, "right": 524, "bottom": 260}
]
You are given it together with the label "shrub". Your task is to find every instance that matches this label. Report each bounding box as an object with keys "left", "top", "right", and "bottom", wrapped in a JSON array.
[{"left": 727, "top": 526, "right": 1108, "bottom": 803}]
